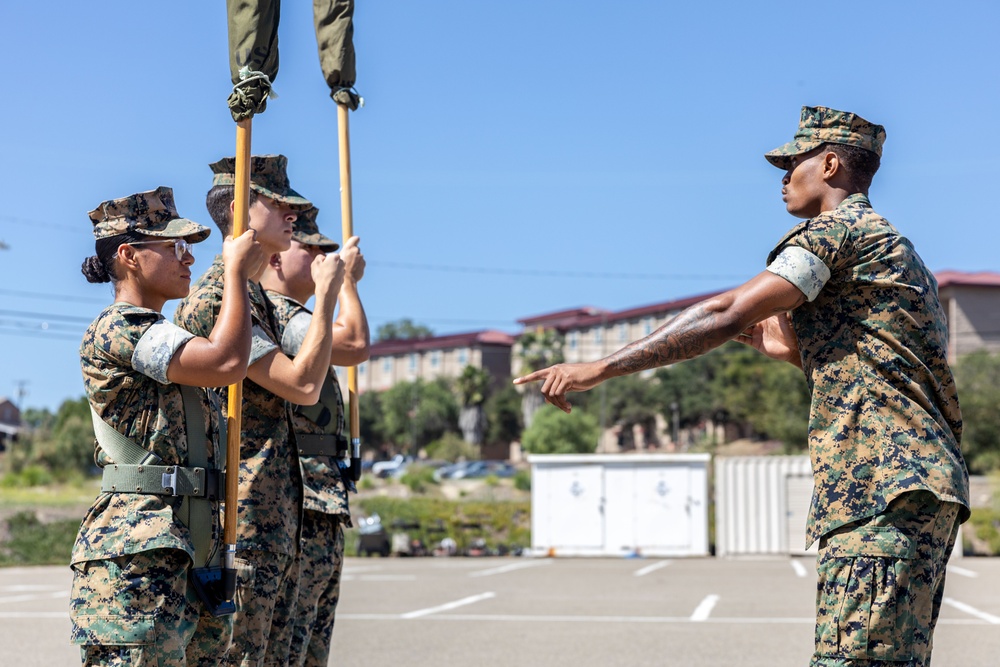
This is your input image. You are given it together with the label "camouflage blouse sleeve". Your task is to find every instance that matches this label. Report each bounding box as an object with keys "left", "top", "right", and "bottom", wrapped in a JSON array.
[
  {"left": 769, "top": 214, "right": 853, "bottom": 301},
  {"left": 132, "top": 320, "right": 195, "bottom": 384}
]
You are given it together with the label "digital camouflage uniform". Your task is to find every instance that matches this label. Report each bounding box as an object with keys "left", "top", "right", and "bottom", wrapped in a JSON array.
[
  {"left": 72, "top": 189, "right": 231, "bottom": 666},
  {"left": 266, "top": 206, "right": 355, "bottom": 667},
  {"left": 172, "top": 155, "right": 312, "bottom": 667},
  {"left": 268, "top": 290, "right": 354, "bottom": 667},
  {"left": 764, "top": 107, "right": 971, "bottom": 667},
  {"left": 174, "top": 257, "right": 301, "bottom": 667}
]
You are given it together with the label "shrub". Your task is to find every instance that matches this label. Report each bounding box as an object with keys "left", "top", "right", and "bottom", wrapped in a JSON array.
[{"left": 513, "top": 469, "right": 531, "bottom": 492}]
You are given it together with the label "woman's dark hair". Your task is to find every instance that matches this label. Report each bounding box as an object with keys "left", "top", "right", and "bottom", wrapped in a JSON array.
[
  {"left": 81, "top": 230, "right": 149, "bottom": 284},
  {"left": 206, "top": 185, "right": 258, "bottom": 236}
]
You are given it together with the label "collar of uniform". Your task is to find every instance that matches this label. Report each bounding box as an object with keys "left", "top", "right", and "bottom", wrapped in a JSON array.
[{"left": 264, "top": 290, "right": 307, "bottom": 310}]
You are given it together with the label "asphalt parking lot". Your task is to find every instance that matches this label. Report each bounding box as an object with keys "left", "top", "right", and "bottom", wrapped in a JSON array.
[{"left": 3, "top": 556, "right": 998, "bottom": 666}]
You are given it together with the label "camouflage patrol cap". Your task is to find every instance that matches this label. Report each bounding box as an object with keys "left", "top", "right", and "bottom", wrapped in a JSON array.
[
  {"left": 87, "top": 187, "right": 210, "bottom": 241},
  {"left": 292, "top": 207, "right": 339, "bottom": 250},
  {"left": 765, "top": 106, "right": 886, "bottom": 170},
  {"left": 209, "top": 154, "right": 312, "bottom": 210}
]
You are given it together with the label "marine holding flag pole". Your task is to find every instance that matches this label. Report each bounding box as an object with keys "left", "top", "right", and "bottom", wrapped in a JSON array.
[
  {"left": 218, "top": 0, "right": 281, "bottom": 610},
  {"left": 315, "top": 0, "right": 364, "bottom": 480}
]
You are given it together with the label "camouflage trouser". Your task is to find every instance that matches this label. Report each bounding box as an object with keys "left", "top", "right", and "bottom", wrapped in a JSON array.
[
  {"left": 70, "top": 549, "right": 233, "bottom": 666},
  {"left": 228, "top": 550, "right": 298, "bottom": 667},
  {"left": 811, "top": 490, "right": 962, "bottom": 667},
  {"left": 287, "top": 510, "right": 346, "bottom": 667}
]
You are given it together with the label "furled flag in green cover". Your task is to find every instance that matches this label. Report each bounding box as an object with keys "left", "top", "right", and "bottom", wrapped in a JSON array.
[
  {"left": 314, "top": 0, "right": 364, "bottom": 480},
  {"left": 226, "top": 0, "right": 281, "bottom": 121},
  {"left": 314, "top": 0, "right": 361, "bottom": 110}
]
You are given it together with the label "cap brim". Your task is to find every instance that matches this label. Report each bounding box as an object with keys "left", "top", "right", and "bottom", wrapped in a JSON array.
[
  {"left": 250, "top": 184, "right": 313, "bottom": 211},
  {"left": 140, "top": 217, "right": 212, "bottom": 243},
  {"left": 764, "top": 139, "right": 823, "bottom": 170},
  {"left": 293, "top": 231, "right": 339, "bottom": 251}
]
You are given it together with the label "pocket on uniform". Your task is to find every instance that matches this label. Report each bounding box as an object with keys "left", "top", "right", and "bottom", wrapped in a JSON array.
[
  {"left": 71, "top": 613, "right": 155, "bottom": 646},
  {"left": 816, "top": 525, "right": 915, "bottom": 661}
]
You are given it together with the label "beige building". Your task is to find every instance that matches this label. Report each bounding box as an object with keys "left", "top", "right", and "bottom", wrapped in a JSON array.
[
  {"left": 937, "top": 271, "right": 1000, "bottom": 362},
  {"left": 516, "top": 270, "right": 1000, "bottom": 367},
  {"left": 349, "top": 270, "right": 999, "bottom": 395},
  {"left": 353, "top": 330, "right": 515, "bottom": 393}
]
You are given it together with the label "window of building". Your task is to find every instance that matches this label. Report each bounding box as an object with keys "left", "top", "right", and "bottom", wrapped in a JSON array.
[
  {"left": 593, "top": 328, "right": 602, "bottom": 344},
  {"left": 431, "top": 351, "right": 441, "bottom": 368},
  {"left": 618, "top": 323, "right": 628, "bottom": 342},
  {"left": 458, "top": 349, "right": 468, "bottom": 366},
  {"left": 643, "top": 318, "right": 654, "bottom": 335},
  {"left": 382, "top": 358, "right": 392, "bottom": 373},
  {"left": 358, "top": 362, "right": 366, "bottom": 375},
  {"left": 568, "top": 332, "right": 578, "bottom": 350},
  {"left": 409, "top": 353, "right": 417, "bottom": 372}
]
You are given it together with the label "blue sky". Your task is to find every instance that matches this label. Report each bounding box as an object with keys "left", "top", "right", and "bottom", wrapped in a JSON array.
[{"left": 1, "top": 1, "right": 997, "bottom": 411}]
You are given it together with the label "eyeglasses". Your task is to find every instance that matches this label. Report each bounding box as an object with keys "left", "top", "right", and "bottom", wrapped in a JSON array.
[{"left": 123, "top": 238, "right": 192, "bottom": 261}]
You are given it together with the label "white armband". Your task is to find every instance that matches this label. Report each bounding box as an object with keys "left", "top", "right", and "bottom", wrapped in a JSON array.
[
  {"left": 766, "top": 246, "right": 831, "bottom": 302},
  {"left": 281, "top": 311, "right": 312, "bottom": 357},
  {"left": 250, "top": 324, "right": 279, "bottom": 365},
  {"left": 132, "top": 320, "right": 195, "bottom": 385}
]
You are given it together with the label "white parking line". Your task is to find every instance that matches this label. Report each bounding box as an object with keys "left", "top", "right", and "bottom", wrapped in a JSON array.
[
  {"left": 0, "top": 611, "right": 68, "bottom": 619},
  {"left": 0, "top": 590, "right": 70, "bottom": 604},
  {"left": 468, "top": 560, "right": 552, "bottom": 578},
  {"left": 336, "top": 612, "right": 995, "bottom": 626},
  {"left": 400, "top": 592, "right": 496, "bottom": 619},
  {"left": 342, "top": 575, "right": 417, "bottom": 582},
  {"left": 0, "top": 585, "right": 65, "bottom": 592},
  {"left": 690, "top": 594, "right": 720, "bottom": 622},
  {"left": 946, "top": 565, "right": 979, "bottom": 578},
  {"left": 789, "top": 560, "right": 808, "bottom": 578},
  {"left": 634, "top": 560, "right": 672, "bottom": 577},
  {"left": 943, "top": 597, "right": 1000, "bottom": 624}
]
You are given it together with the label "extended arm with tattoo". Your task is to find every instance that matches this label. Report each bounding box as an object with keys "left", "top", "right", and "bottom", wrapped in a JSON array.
[{"left": 514, "top": 271, "right": 805, "bottom": 412}]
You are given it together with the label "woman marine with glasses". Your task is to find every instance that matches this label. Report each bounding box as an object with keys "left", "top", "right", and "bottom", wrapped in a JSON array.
[{"left": 70, "top": 187, "right": 264, "bottom": 666}]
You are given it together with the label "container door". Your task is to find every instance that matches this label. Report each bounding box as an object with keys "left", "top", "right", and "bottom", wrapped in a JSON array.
[
  {"left": 547, "top": 465, "right": 604, "bottom": 549},
  {"left": 633, "top": 465, "right": 692, "bottom": 550}
]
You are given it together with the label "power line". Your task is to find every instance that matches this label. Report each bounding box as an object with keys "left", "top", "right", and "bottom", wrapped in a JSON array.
[
  {"left": 0, "top": 288, "right": 108, "bottom": 305},
  {"left": 0, "top": 309, "right": 93, "bottom": 324},
  {"left": 369, "top": 260, "right": 746, "bottom": 281}
]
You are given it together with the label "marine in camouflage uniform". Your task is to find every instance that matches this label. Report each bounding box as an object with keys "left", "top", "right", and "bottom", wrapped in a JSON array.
[
  {"left": 262, "top": 207, "right": 368, "bottom": 667},
  {"left": 763, "top": 107, "right": 969, "bottom": 666},
  {"left": 515, "top": 107, "right": 970, "bottom": 667},
  {"left": 71, "top": 188, "right": 242, "bottom": 666},
  {"left": 175, "top": 155, "right": 344, "bottom": 667}
]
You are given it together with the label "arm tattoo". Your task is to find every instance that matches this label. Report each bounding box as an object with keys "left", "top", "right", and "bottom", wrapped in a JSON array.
[{"left": 606, "top": 304, "right": 729, "bottom": 375}]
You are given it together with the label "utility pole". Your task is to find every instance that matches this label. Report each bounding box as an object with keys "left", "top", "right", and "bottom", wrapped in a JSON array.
[{"left": 15, "top": 380, "right": 28, "bottom": 412}]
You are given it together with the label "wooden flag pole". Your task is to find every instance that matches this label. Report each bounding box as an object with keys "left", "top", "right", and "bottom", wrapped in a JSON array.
[
  {"left": 223, "top": 117, "right": 253, "bottom": 599},
  {"left": 336, "top": 103, "right": 362, "bottom": 479}
]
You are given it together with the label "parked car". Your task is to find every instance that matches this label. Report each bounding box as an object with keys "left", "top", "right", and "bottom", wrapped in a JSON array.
[
  {"left": 435, "top": 460, "right": 517, "bottom": 480},
  {"left": 356, "top": 514, "right": 390, "bottom": 557},
  {"left": 371, "top": 455, "right": 414, "bottom": 478}
]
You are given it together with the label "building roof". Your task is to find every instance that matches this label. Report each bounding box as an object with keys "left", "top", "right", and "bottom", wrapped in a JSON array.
[
  {"left": 517, "top": 290, "right": 726, "bottom": 332},
  {"left": 936, "top": 270, "right": 1000, "bottom": 288},
  {"left": 370, "top": 330, "right": 516, "bottom": 356}
]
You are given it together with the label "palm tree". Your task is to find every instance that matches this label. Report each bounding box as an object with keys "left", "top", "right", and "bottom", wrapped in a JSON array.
[
  {"left": 514, "top": 328, "right": 564, "bottom": 429},
  {"left": 456, "top": 365, "right": 491, "bottom": 445}
]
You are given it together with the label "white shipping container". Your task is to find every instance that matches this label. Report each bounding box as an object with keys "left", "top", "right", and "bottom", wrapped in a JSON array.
[
  {"left": 529, "top": 454, "right": 710, "bottom": 557},
  {"left": 714, "top": 456, "right": 816, "bottom": 557}
]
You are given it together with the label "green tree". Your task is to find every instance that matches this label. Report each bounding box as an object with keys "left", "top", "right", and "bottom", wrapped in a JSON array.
[
  {"left": 716, "top": 345, "right": 809, "bottom": 451},
  {"left": 456, "top": 365, "right": 492, "bottom": 445},
  {"left": 375, "top": 318, "right": 434, "bottom": 342},
  {"left": 521, "top": 405, "right": 599, "bottom": 455},
  {"left": 357, "top": 390, "right": 385, "bottom": 450},
  {"left": 12, "top": 396, "right": 95, "bottom": 480},
  {"left": 485, "top": 384, "right": 523, "bottom": 447},
  {"left": 515, "top": 328, "right": 564, "bottom": 428},
  {"left": 953, "top": 351, "right": 1000, "bottom": 473},
  {"left": 380, "top": 379, "right": 459, "bottom": 455},
  {"left": 603, "top": 374, "right": 662, "bottom": 449}
]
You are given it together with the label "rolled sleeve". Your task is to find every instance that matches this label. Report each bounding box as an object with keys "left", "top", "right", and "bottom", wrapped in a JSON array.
[
  {"left": 131, "top": 320, "right": 195, "bottom": 384},
  {"left": 767, "top": 245, "right": 831, "bottom": 302},
  {"left": 250, "top": 324, "right": 279, "bottom": 365}
]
